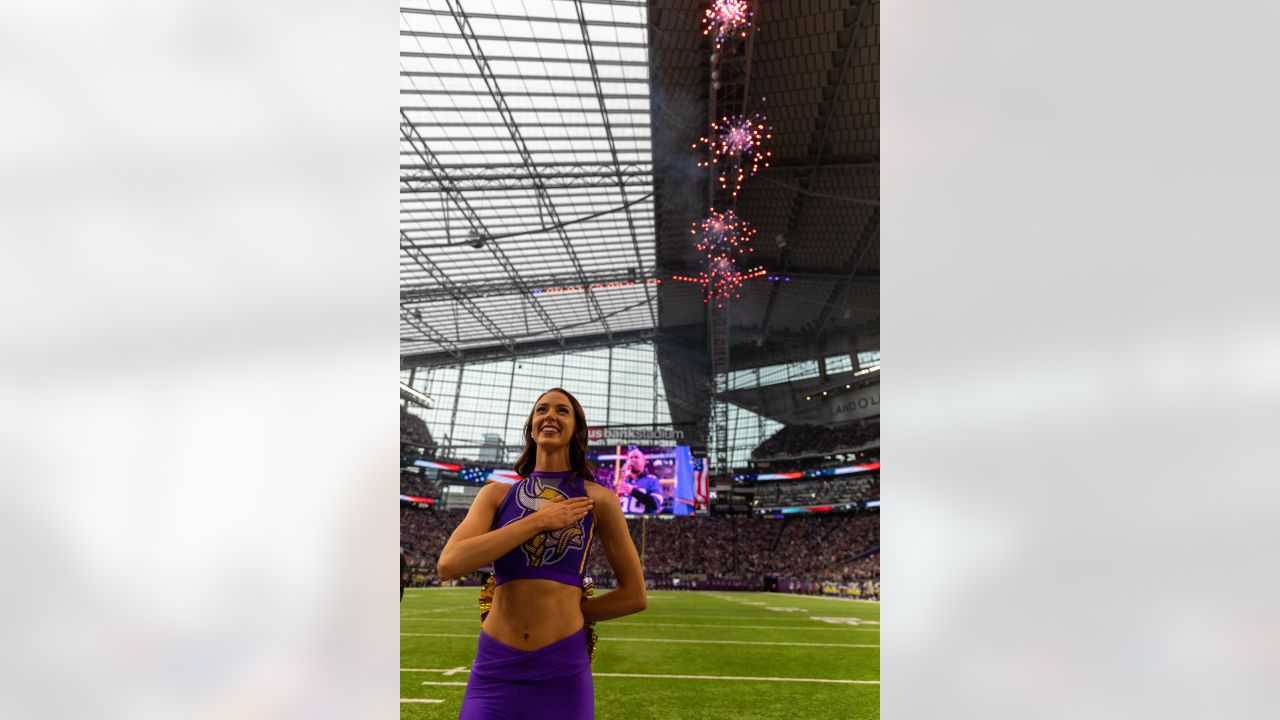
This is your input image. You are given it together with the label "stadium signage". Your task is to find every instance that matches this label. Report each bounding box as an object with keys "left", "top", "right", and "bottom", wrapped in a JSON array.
[
  {"left": 828, "top": 384, "right": 879, "bottom": 422},
  {"left": 587, "top": 425, "right": 684, "bottom": 445}
]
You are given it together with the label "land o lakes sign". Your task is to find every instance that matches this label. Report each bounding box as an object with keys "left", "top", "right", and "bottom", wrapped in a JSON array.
[{"left": 827, "top": 383, "right": 879, "bottom": 423}]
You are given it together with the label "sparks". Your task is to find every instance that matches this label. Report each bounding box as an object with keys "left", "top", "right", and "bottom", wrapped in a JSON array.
[
  {"left": 695, "top": 112, "right": 773, "bottom": 197},
  {"left": 702, "top": 0, "right": 753, "bottom": 50},
  {"left": 681, "top": 208, "right": 759, "bottom": 305}
]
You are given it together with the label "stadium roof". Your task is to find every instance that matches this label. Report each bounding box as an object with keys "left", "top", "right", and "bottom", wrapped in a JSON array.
[
  {"left": 651, "top": 0, "right": 879, "bottom": 367},
  {"left": 401, "top": 0, "right": 879, "bottom": 392},
  {"left": 400, "top": 0, "right": 659, "bottom": 362}
]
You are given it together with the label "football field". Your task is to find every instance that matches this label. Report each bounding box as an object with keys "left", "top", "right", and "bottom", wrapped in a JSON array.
[{"left": 401, "top": 588, "right": 880, "bottom": 719}]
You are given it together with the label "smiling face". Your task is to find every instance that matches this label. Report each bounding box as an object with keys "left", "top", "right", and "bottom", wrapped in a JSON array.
[{"left": 530, "top": 390, "right": 576, "bottom": 452}]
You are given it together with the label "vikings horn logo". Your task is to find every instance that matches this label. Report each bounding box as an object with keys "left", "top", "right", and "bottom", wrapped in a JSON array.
[{"left": 511, "top": 477, "right": 585, "bottom": 567}]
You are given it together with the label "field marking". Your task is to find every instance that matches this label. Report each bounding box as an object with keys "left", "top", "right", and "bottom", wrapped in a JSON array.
[
  {"left": 401, "top": 633, "right": 876, "bottom": 648},
  {"left": 401, "top": 668, "right": 876, "bottom": 685},
  {"left": 810, "top": 616, "right": 880, "bottom": 626},
  {"left": 598, "top": 620, "right": 878, "bottom": 632},
  {"left": 400, "top": 613, "right": 883, "bottom": 623},
  {"left": 599, "top": 612, "right": 875, "bottom": 622},
  {"left": 401, "top": 698, "right": 447, "bottom": 703},
  {"left": 399, "top": 618, "right": 877, "bottom": 632},
  {"left": 400, "top": 607, "right": 476, "bottom": 615},
  {"left": 594, "top": 672, "right": 878, "bottom": 685},
  {"left": 594, "top": 637, "right": 878, "bottom": 649},
  {"left": 419, "top": 681, "right": 469, "bottom": 687}
]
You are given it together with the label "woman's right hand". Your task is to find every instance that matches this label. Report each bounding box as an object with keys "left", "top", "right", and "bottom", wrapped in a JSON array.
[{"left": 532, "top": 496, "right": 593, "bottom": 532}]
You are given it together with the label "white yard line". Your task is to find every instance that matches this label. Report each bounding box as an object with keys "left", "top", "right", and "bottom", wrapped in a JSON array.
[
  {"left": 400, "top": 606, "right": 476, "bottom": 615},
  {"left": 595, "top": 672, "right": 878, "bottom": 684},
  {"left": 400, "top": 609, "right": 882, "bottom": 622},
  {"left": 401, "top": 668, "right": 877, "bottom": 685},
  {"left": 590, "top": 637, "right": 877, "bottom": 648},
  {"left": 400, "top": 633, "right": 876, "bottom": 648},
  {"left": 400, "top": 618, "right": 877, "bottom": 632},
  {"left": 400, "top": 698, "right": 447, "bottom": 703},
  {"left": 418, "top": 681, "right": 469, "bottom": 687},
  {"left": 597, "top": 620, "right": 878, "bottom": 631}
]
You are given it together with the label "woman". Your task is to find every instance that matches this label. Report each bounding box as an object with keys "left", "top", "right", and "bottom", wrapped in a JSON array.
[{"left": 438, "top": 388, "right": 648, "bottom": 720}]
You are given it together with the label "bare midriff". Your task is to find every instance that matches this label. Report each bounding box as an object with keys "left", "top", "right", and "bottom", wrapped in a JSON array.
[{"left": 483, "top": 578, "right": 585, "bottom": 651}]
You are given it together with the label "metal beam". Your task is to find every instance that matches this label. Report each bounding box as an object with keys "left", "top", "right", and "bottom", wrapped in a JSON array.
[
  {"left": 402, "top": 269, "right": 657, "bottom": 303},
  {"left": 401, "top": 71, "right": 650, "bottom": 84},
  {"left": 400, "top": 51, "right": 647, "bottom": 67},
  {"left": 401, "top": 328, "right": 660, "bottom": 369},
  {"left": 401, "top": 166, "right": 651, "bottom": 192},
  {"left": 400, "top": 88, "right": 642, "bottom": 100},
  {"left": 401, "top": 120, "right": 652, "bottom": 129},
  {"left": 399, "top": 134, "right": 650, "bottom": 145},
  {"left": 402, "top": 7, "right": 646, "bottom": 28},
  {"left": 401, "top": 29, "right": 647, "bottom": 48},
  {"left": 402, "top": 161, "right": 652, "bottom": 172}
]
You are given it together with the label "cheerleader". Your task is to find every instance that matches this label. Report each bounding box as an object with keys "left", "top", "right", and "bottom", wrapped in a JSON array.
[{"left": 438, "top": 388, "right": 648, "bottom": 719}]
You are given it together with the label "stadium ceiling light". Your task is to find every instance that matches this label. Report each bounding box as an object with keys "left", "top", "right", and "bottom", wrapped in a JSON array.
[{"left": 400, "top": 383, "right": 435, "bottom": 408}]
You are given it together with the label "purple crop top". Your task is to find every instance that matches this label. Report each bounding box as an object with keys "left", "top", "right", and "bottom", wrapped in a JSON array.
[{"left": 491, "top": 470, "right": 596, "bottom": 587}]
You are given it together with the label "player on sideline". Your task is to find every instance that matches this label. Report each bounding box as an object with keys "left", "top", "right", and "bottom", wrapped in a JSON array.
[{"left": 438, "top": 387, "right": 648, "bottom": 720}]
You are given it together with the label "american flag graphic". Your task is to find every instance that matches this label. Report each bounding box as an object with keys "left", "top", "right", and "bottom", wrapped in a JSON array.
[{"left": 694, "top": 458, "right": 709, "bottom": 508}]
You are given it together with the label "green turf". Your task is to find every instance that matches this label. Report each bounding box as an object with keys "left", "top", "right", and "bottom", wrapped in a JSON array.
[{"left": 401, "top": 588, "right": 879, "bottom": 719}]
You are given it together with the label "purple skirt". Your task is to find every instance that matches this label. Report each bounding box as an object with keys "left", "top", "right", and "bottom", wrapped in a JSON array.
[{"left": 458, "top": 628, "right": 594, "bottom": 720}]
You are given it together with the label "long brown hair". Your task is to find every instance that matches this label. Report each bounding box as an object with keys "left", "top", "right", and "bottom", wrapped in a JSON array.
[{"left": 513, "top": 387, "right": 595, "bottom": 485}]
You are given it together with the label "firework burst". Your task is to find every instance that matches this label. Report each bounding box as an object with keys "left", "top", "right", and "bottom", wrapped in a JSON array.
[
  {"left": 679, "top": 208, "right": 757, "bottom": 306},
  {"left": 694, "top": 112, "right": 773, "bottom": 197},
  {"left": 702, "top": 0, "right": 752, "bottom": 50}
]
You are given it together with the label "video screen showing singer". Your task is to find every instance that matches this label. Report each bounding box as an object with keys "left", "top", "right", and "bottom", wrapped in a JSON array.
[{"left": 615, "top": 446, "right": 664, "bottom": 514}]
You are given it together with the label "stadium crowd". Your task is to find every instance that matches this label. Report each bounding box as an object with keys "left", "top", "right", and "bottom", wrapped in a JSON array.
[
  {"left": 401, "top": 506, "right": 461, "bottom": 582},
  {"left": 774, "top": 513, "right": 879, "bottom": 577},
  {"left": 401, "top": 502, "right": 879, "bottom": 590},
  {"left": 750, "top": 420, "right": 879, "bottom": 460},
  {"left": 400, "top": 471, "right": 437, "bottom": 499},
  {"left": 400, "top": 406, "right": 432, "bottom": 445}
]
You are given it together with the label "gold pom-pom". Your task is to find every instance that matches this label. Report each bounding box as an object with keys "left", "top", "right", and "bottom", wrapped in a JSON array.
[
  {"left": 582, "top": 578, "right": 598, "bottom": 662},
  {"left": 478, "top": 574, "right": 495, "bottom": 623}
]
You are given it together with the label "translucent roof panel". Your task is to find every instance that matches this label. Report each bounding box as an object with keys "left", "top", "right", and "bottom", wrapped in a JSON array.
[{"left": 401, "top": 0, "right": 657, "bottom": 360}]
